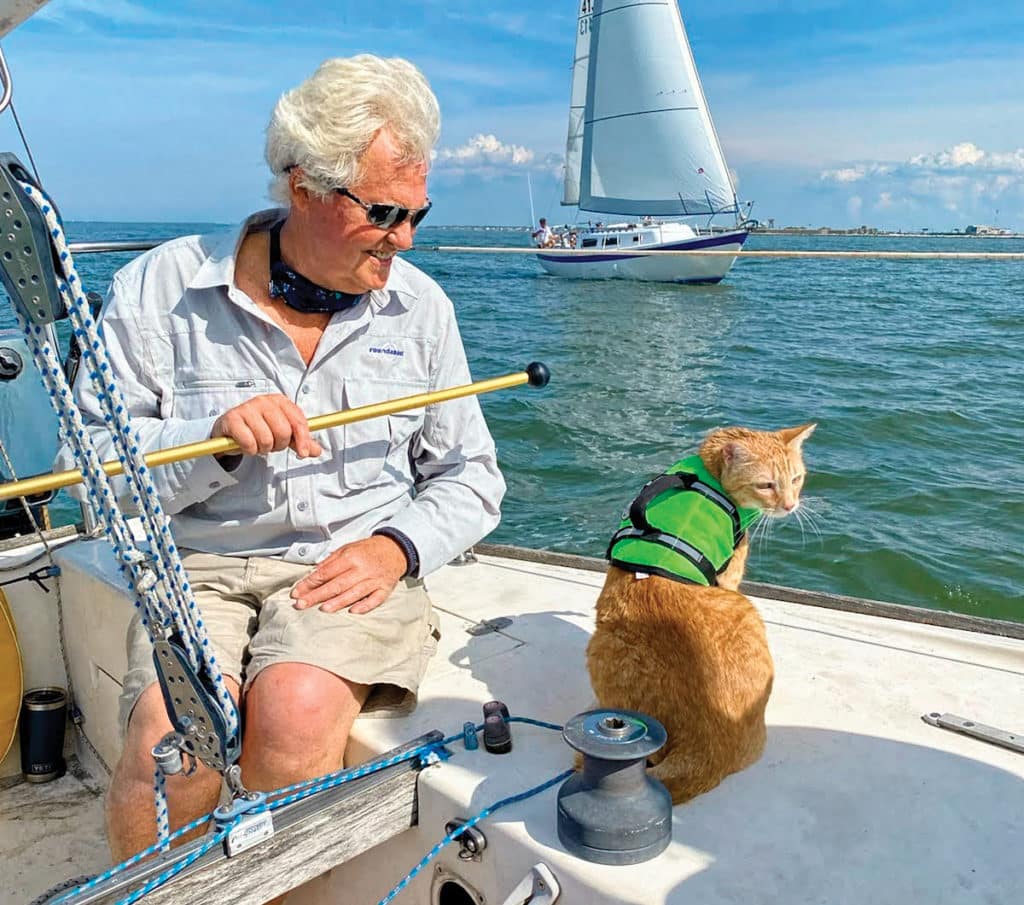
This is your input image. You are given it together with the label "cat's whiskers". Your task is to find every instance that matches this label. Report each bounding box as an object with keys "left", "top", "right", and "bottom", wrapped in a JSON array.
[
  {"left": 794, "top": 506, "right": 811, "bottom": 546},
  {"left": 795, "top": 498, "right": 824, "bottom": 541},
  {"left": 751, "top": 511, "right": 774, "bottom": 556}
]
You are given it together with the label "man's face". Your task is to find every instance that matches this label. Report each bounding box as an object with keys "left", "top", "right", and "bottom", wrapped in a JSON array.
[{"left": 297, "top": 129, "right": 428, "bottom": 294}]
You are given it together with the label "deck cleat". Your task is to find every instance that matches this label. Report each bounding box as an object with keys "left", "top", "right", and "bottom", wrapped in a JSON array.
[
  {"left": 557, "top": 708, "right": 672, "bottom": 865},
  {"left": 482, "top": 700, "right": 512, "bottom": 754}
]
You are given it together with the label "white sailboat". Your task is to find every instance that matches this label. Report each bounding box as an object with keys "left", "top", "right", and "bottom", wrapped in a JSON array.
[{"left": 538, "top": 0, "right": 750, "bottom": 283}]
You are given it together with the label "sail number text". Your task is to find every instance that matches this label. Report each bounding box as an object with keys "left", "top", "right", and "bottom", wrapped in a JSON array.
[{"left": 579, "top": 0, "right": 593, "bottom": 34}]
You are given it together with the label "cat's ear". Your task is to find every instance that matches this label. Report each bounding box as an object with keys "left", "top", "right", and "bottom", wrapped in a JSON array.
[
  {"left": 723, "top": 440, "right": 754, "bottom": 466},
  {"left": 780, "top": 423, "right": 816, "bottom": 449}
]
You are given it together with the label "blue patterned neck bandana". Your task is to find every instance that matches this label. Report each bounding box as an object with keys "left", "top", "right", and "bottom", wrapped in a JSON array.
[{"left": 268, "top": 220, "right": 366, "bottom": 314}]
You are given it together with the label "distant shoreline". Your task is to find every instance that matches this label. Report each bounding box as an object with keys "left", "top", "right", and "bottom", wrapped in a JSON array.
[{"left": 751, "top": 228, "right": 1024, "bottom": 239}]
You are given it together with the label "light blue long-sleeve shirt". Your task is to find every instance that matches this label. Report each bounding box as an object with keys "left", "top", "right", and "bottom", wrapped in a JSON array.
[{"left": 57, "top": 209, "right": 505, "bottom": 576}]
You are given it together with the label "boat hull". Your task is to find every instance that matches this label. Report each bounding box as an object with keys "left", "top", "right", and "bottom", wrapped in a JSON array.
[{"left": 536, "top": 229, "right": 748, "bottom": 283}]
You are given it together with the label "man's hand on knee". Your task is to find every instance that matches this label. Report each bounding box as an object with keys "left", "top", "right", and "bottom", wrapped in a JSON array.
[{"left": 290, "top": 536, "right": 407, "bottom": 615}]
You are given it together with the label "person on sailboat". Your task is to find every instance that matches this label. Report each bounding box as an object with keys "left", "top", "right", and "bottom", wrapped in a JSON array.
[
  {"left": 56, "top": 54, "right": 505, "bottom": 861},
  {"left": 532, "top": 217, "right": 555, "bottom": 247}
]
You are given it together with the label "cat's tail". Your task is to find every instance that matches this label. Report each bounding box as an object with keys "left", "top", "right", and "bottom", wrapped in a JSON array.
[
  {"left": 648, "top": 723, "right": 768, "bottom": 806},
  {"left": 647, "top": 751, "right": 725, "bottom": 805}
]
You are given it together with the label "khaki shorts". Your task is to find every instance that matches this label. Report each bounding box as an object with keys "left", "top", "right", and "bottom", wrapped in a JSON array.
[{"left": 119, "top": 550, "right": 440, "bottom": 734}]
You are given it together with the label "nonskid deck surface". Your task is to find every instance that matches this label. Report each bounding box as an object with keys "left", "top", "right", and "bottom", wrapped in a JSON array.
[
  {"left": 1, "top": 762, "right": 107, "bottom": 905},
  {"left": 3, "top": 551, "right": 1022, "bottom": 904}
]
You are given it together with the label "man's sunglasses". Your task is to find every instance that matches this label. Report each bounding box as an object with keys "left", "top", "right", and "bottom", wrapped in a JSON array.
[{"left": 335, "top": 187, "right": 432, "bottom": 230}]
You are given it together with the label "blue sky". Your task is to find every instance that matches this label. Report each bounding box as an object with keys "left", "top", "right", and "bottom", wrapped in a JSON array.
[{"left": 1, "top": 0, "right": 1022, "bottom": 229}]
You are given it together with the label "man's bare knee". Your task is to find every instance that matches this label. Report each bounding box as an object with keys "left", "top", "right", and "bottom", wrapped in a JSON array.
[{"left": 239, "top": 664, "right": 367, "bottom": 786}]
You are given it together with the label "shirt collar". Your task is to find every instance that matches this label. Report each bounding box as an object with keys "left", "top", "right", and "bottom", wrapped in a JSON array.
[
  {"left": 188, "top": 207, "right": 414, "bottom": 312},
  {"left": 187, "top": 208, "right": 281, "bottom": 292}
]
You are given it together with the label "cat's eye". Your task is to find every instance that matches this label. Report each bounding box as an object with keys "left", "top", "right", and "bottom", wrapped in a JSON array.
[
  {"left": 793, "top": 474, "right": 804, "bottom": 485},
  {"left": 755, "top": 481, "right": 775, "bottom": 491}
]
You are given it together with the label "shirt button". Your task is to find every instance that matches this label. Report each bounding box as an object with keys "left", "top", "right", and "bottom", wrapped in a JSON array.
[
  {"left": 297, "top": 501, "right": 308, "bottom": 511},
  {"left": 301, "top": 385, "right": 312, "bottom": 395},
  {"left": 297, "top": 546, "right": 308, "bottom": 557},
  {"left": 209, "top": 481, "right": 221, "bottom": 489}
]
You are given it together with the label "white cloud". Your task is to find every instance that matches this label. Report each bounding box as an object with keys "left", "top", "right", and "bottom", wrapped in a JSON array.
[
  {"left": 820, "top": 163, "right": 892, "bottom": 183},
  {"left": 433, "top": 134, "right": 536, "bottom": 174},
  {"left": 908, "top": 141, "right": 1024, "bottom": 173},
  {"left": 824, "top": 167, "right": 865, "bottom": 183},
  {"left": 818, "top": 142, "right": 1024, "bottom": 225}
]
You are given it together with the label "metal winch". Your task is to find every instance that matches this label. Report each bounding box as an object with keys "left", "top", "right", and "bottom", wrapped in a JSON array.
[{"left": 557, "top": 708, "right": 672, "bottom": 865}]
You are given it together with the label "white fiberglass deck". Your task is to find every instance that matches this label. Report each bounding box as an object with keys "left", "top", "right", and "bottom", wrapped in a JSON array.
[
  {"left": 333, "top": 553, "right": 1024, "bottom": 905},
  {"left": 3, "top": 544, "right": 1021, "bottom": 904}
]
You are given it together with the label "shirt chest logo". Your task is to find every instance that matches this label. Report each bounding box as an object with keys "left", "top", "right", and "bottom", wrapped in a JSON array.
[{"left": 368, "top": 342, "right": 404, "bottom": 359}]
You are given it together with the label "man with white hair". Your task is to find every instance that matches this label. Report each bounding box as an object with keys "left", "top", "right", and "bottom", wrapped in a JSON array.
[{"left": 68, "top": 55, "right": 505, "bottom": 859}]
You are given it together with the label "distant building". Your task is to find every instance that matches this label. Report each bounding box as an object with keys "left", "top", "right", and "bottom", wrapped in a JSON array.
[{"left": 966, "top": 224, "right": 1010, "bottom": 236}]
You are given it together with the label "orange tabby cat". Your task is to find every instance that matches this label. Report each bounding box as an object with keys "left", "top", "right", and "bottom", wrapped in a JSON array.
[{"left": 586, "top": 423, "right": 816, "bottom": 804}]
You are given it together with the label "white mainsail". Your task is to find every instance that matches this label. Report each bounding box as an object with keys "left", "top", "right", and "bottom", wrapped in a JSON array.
[
  {"left": 561, "top": 0, "right": 594, "bottom": 206},
  {"left": 576, "top": 0, "right": 737, "bottom": 217}
]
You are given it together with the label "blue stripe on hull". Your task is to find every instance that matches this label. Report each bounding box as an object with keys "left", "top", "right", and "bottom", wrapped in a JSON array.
[{"left": 536, "top": 230, "right": 748, "bottom": 265}]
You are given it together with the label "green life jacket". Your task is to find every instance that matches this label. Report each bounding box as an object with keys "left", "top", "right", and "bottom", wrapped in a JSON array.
[{"left": 606, "top": 455, "right": 762, "bottom": 586}]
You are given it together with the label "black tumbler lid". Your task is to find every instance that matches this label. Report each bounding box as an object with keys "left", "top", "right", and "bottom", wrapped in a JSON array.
[{"left": 22, "top": 687, "right": 67, "bottom": 711}]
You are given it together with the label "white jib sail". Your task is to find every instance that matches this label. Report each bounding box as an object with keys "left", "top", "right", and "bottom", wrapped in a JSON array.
[
  {"left": 562, "top": 0, "right": 594, "bottom": 206},
  {"left": 579, "top": 0, "right": 737, "bottom": 217}
]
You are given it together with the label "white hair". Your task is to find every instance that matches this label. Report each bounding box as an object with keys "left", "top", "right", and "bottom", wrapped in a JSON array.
[{"left": 265, "top": 55, "right": 441, "bottom": 204}]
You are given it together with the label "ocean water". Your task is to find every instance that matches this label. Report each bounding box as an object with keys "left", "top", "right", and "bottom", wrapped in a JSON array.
[{"left": 3, "top": 223, "right": 1021, "bottom": 623}]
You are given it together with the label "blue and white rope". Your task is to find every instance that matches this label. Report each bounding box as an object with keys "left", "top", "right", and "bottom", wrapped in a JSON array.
[
  {"left": 153, "top": 768, "right": 170, "bottom": 852},
  {"left": 375, "top": 768, "right": 574, "bottom": 905},
  {"left": 48, "top": 713, "right": 566, "bottom": 905},
  {"left": 268, "top": 742, "right": 449, "bottom": 811},
  {"left": 112, "top": 826, "right": 232, "bottom": 905},
  {"left": 50, "top": 809, "right": 219, "bottom": 905},
  {"left": 12, "top": 180, "right": 239, "bottom": 742}
]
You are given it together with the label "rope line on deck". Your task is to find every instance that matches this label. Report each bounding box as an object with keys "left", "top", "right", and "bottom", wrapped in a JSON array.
[
  {"left": 46, "top": 712, "right": 567, "bottom": 905},
  {"left": 375, "top": 768, "right": 574, "bottom": 905}
]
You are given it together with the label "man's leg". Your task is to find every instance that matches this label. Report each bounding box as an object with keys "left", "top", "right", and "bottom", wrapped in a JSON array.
[
  {"left": 232, "top": 666, "right": 368, "bottom": 905},
  {"left": 105, "top": 678, "right": 240, "bottom": 861},
  {"left": 239, "top": 663, "right": 369, "bottom": 789}
]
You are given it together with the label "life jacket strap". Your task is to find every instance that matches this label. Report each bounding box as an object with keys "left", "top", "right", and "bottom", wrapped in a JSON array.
[
  {"left": 607, "top": 526, "right": 719, "bottom": 586},
  {"left": 628, "top": 471, "right": 744, "bottom": 546},
  {"left": 628, "top": 473, "right": 693, "bottom": 531}
]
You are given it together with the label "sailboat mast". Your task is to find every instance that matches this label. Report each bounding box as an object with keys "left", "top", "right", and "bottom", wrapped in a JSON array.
[{"left": 527, "top": 171, "right": 537, "bottom": 228}]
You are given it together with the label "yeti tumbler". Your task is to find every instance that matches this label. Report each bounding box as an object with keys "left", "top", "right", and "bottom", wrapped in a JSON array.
[{"left": 20, "top": 687, "right": 67, "bottom": 782}]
